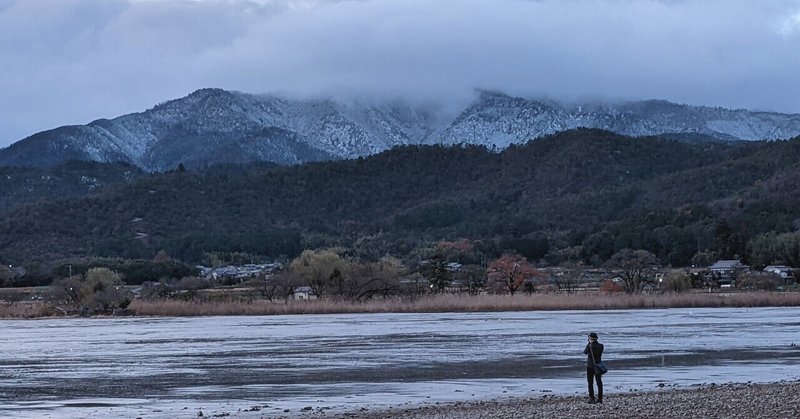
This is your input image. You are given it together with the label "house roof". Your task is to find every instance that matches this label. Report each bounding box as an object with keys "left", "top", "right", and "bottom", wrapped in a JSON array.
[
  {"left": 709, "top": 259, "right": 749, "bottom": 270},
  {"left": 764, "top": 265, "right": 792, "bottom": 270}
]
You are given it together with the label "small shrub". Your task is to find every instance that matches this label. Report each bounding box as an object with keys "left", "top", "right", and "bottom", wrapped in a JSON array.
[{"left": 661, "top": 270, "right": 693, "bottom": 293}]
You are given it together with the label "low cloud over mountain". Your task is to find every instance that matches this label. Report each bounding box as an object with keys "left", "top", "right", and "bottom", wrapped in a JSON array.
[{"left": 2, "top": 88, "right": 800, "bottom": 172}]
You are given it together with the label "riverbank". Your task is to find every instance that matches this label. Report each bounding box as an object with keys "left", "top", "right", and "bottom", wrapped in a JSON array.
[
  {"left": 105, "top": 291, "right": 800, "bottom": 316},
  {"left": 341, "top": 381, "right": 800, "bottom": 419},
  {"left": 2, "top": 291, "right": 800, "bottom": 318}
]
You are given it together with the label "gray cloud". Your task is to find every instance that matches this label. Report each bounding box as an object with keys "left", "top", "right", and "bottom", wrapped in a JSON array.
[{"left": 1, "top": 0, "right": 799, "bottom": 147}]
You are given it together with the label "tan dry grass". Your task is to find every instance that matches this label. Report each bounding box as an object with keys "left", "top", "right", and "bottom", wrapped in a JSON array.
[
  {"left": 128, "top": 291, "right": 800, "bottom": 316},
  {"left": 0, "top": 302, "right": 54, "bottom": 318}
]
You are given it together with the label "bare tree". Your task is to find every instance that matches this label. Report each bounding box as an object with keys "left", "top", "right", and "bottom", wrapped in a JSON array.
[
  {"left": 552, "top": 263, "right": 583, "bottom": 294},
  {"left": 0, "top": 289, "right": 27, "bottom": 307},
  {"left": 604, "top": 249, "right": 660, "bottom": 294},
  {"left": 328, "top": 256, "right": 403, "bottom": 301},
  {"left": 398, "top": 272, "right": 428, "bottom": 299},
  {"left": 49, "top": 276, "right": 87, "bottom": 311},
  {"left": 259, "top": 270, "right": 301, "bottom": 302},
  {"left": 452, "top": 264, "right": 485, "bottom": 295}
]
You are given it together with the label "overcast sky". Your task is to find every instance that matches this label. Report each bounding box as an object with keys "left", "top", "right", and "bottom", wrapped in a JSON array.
[{"left": 1, "top": 0, "right": 799, "bottom": 147}]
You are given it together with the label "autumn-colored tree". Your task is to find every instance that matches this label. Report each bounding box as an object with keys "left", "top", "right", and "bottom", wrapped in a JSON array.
[
  {"left": 600, "top": 279, "right": 623, "bottom": 294},
  {"left": 486, "top": 254, "right": 540, "bottom": 295}
]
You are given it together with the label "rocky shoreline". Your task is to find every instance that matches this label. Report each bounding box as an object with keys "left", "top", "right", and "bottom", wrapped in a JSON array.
[{"left": 333, "top": 381, "right": 799, "bottom": 419}]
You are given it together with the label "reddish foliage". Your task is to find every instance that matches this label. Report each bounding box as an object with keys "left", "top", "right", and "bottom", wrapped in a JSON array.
[
  {"left": 487, "top": 253, "right": 540, "bottom": 295},
  {"left": 600, "top": 280, "right": 624, "bottom": 294},
  {"left": 152, "top": 249, "right": 171, "bottom": 263}
]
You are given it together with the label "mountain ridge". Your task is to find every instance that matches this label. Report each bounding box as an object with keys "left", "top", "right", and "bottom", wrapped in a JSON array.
[{"left": 2, "top": 88, "right": 800, "bottom": 171}]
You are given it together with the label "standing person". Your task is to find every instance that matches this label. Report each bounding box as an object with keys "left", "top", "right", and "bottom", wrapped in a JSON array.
[{"left": 583, "top": 332, "right": 604, "bottom": 404}]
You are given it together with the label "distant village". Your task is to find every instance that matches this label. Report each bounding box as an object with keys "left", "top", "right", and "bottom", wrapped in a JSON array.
[{"left": 193, "top": 259, "right": 797, "bottom": 300}]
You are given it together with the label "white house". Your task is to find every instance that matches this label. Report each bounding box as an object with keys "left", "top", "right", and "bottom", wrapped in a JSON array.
[
  {"left": 763, "top": 265, "right": 792, "bottom": 278},
  {"left": 293, "top": 286, "right": 316, "bottom": 300},
  {"left": 763, "top": 265, "right": 794, "bottom": 280}
]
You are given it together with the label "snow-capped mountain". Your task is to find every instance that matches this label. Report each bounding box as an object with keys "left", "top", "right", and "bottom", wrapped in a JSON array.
[
  {"left": 1, "top": 88, "right": 799, "bottom": 171},
  {"left": 0, "top": 89, "right": 440, "bottom": 171},
  {"left": 435, "top": 91, "right": 800, "bottom": 147}
]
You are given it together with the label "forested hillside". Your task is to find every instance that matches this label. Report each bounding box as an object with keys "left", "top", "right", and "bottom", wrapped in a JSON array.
[
  {"left": 0, "top": 161, "right": 144, "bottom": 214},
  {"left": 2, "top": 129, "right": 800, "bottom": 282}
]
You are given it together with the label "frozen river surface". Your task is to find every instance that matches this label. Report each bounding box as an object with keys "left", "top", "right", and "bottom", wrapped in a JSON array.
[{"left": 2, "top": 307, "right": 800, "bottom": 417}]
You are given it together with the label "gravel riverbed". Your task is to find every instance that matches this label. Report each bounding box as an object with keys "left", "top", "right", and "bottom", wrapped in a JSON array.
[{"left": 333, "top": 381, "right": 800, "bottom": 419}]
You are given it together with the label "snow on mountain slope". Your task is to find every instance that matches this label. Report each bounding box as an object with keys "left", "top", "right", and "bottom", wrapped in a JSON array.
[
  {"left": 1, "top": 88, "right": 799, "bottom": 171},
  {"left": 433, "top": 91, "right": 572, "bottom": 148},
  {"left": 435, "top": 92, "right": 800, "bottom": 148}
]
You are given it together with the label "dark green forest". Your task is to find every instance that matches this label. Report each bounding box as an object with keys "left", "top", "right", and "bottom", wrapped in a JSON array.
[
  {"left": 0, "top": 160, "right": 145, "bottom": 213},
  {"left": 2, "top": 128, "right": 800, "bottom": 284}
]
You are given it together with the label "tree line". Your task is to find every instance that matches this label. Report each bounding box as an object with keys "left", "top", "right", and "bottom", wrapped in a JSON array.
[{"left": 41, "top": 243, "right": 795, "bottom": 318}]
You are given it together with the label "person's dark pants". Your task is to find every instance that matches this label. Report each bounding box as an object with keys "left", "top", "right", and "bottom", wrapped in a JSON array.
[{"left": 587, "top": 368, "right": 603, "bottom": 401}]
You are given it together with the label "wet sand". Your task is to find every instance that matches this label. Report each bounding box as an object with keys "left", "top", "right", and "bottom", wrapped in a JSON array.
[
  {"left": 163, "top": 380, "right": 800, "bottom": 418},
  {"left": 339, "top": 380, "right": 800, "bottom": 419},
  {"left": 55, "top": 380, "right": 793, "bottom": 418}
]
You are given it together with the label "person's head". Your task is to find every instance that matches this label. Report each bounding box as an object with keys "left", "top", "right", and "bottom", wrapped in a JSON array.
[{"left": 588, "top": 332, "right": 598, "bottom": 342}]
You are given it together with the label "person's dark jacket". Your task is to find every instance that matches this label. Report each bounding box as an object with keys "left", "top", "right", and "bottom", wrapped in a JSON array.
[{"left": 584, "top": 341, "right": 604, "bottom": 369}]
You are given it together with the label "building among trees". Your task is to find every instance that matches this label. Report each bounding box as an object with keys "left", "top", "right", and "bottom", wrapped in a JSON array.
[{"left": 708, "top": 259, "right": 750, "bottom": 287}]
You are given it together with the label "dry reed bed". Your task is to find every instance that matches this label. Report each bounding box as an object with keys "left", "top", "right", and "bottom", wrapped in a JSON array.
[
  {"left": 128, "top": 292, "right": 800, "bottom": 317},
  {"left": 0, "top": 302, "right": 53, "bottom": 318},
  {"left": 1, "top": 292, "right": 798, "bottom": 318}
]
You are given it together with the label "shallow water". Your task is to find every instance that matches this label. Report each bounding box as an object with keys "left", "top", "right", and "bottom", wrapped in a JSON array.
[{"left": 1, "top": 307, "right": 799, "bottom": 417}]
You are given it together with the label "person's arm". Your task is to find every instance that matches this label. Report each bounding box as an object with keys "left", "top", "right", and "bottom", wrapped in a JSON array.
[{"left": 583, "top": 343, "right": 590, "bottom": 354}]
